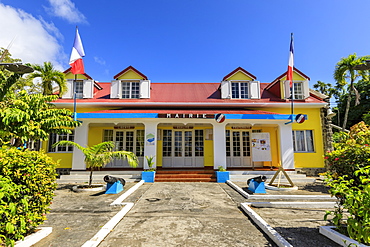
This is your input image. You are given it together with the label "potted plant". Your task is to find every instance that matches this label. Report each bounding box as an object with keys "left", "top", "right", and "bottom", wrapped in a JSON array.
[
  {"left": 216, "top": 166, "right": 230, "bottom": 183},
  {"left": 53, "top": 141, "right": 138, "bottom": 188},
  {"left": 142, "top": 155, "right": 156, "bottom": 183}
]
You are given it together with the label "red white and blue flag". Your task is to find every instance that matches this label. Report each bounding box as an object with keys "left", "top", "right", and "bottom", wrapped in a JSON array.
[
  {"left": 69, "top": 28, "right": 85, "bottom": 74},
  {"left": 287, "top": 33, "right": 294, "bottom": 88}
]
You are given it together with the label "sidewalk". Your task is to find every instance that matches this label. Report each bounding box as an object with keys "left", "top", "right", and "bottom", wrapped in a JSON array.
[{"left": 99, "top": 182, "right": 275, "bottom": 247}]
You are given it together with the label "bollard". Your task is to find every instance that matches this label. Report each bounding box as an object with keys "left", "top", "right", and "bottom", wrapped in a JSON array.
[{"left": 104, "top": 175, "right": 125, "bottom": 194}]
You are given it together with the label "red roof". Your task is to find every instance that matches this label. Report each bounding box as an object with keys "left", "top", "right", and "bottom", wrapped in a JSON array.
[
  {"left": 54, "top": 82, "right": 325, "bottom": 105},
  {"left": 87, "top": 109, "right": 281, "bottom": 114}
]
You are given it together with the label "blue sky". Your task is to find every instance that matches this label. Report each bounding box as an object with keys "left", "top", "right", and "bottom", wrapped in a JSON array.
[{"left": 1, "top": 0, "right": 370, "bottom": 93}]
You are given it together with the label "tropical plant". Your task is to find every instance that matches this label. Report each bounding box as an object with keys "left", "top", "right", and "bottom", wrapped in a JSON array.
[
  {"left": 26, "top": 62, "right": 66, "bottom": 95},
  {"left": 0, "top": 147, "right": 57, "bottom": 247},
  {"left": 0, "top": 91, "right": 80, "bottom": 147},
  {"left": 53, "top": 141, "right": 138, "bottom": 186},
  {"left": 324, "top": 122, "right": 370, "bottom": 244},
  {"left": 144, "top": 155, "right": 155, "bottom": 171},
  {"left": 334, "top": 53, "right": 370, "bottom": 130}
]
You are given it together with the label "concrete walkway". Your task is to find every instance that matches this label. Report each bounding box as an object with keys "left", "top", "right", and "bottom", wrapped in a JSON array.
[{"left": 99, "top": 182, "right": 276, "bottom": 247}]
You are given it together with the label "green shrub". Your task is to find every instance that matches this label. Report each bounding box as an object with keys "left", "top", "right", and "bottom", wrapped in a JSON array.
[
  {"left": 324, "top": 122, "right": 370, "bottom": 244},
  {"left": 0, "top": 147, "right": 57, "bottom": 246}
]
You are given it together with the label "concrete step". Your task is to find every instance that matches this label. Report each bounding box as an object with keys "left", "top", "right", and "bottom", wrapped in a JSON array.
[{"left": 155, "top": 178, "right": 217, "bottom": 182}]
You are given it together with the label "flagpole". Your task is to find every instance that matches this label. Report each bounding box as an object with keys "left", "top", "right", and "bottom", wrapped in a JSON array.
[
  {"left": 290, "top": 33, "right": 294, "bottom": 123},
  {"left": 73, "top": 74, "right": 77, "bottom": 121}
]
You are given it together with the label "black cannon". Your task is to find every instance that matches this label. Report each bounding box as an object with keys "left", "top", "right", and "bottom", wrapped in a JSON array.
[
  {"left": 247, "top": 175, "right": 267, "bottom": 186},
  {"left": 103, "top": 175, "right": 126, "bottom": 187}
]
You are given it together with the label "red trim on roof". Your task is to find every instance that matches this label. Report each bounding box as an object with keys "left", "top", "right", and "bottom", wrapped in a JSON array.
[
  {"left": 223, "top": 67, "right": 257, "bottom": 81},
  {"left": 86, "top": 109, "right": 281, "bottom": 115},
  {"left": 63, "top": 67, "right": 93, "bottom": 80},
  {"left": 113, "top": 65, "right": 148, "bottom": 80},
  {"left": 265, "top": 67, "right": 310, "bottom": 91}
]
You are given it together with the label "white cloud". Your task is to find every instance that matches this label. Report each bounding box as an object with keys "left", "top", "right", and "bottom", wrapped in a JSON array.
[
  {"left": 94, "top": 56, "right": 106, "bottom": 65},
  {"left": 46, "top": 0, "right": 87, "bottom": 24},
  {"left": 0, "top": 3, "right": 67, "bottom": 70}
]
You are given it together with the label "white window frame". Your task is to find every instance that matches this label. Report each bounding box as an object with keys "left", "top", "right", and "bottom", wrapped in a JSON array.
[
  {"left": 231, "top": 81, "right": 249, "bottom": 99},
  {"left": 292, "top": 130, "right": 314, "bottom": 153},
  {"left": 103, "top": 129, "right": 144, "bottom": 157},
  {"left": 48, "top": 130, "right": 74, "bottom": 153},
  {"left": 122, "top": 81, "right": 140, "bottom": 99},
  {"left": 292, "top": 82, "right": 304, "bottom": 100},
  {"left": 74, "top": 80, "right": 84, "bottom": 99}
]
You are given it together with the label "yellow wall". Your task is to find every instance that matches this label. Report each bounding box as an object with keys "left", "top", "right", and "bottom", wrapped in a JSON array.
[
  {"left": 42, "top": 141, "right": 73, "bottom": 168},
  {"left": 227, "top": 71, "right": 254, "bottom": 81},
  {"left": 65, "top": 73, "right": 90, "bottom": 80},
  {"left": 117, "top": 70, "right": 145, "bottom": 80},
  {"left": 263, "top": 107, "right": 325, "bottom": 168}
]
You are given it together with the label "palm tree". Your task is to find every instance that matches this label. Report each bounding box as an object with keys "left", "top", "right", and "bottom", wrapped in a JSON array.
[
  {"left": 53, "top": 141, "right": 138, "bottom": 186},
  {"left": 27, "top": 62, "right": 66, "bottom": 95},
  {"left": 334, "top": 53, "right": 369, "bottom": 131}
]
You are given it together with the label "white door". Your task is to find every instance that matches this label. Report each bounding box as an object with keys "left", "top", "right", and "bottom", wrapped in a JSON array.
[
  {"left": 226, "top": 130, "right": 252, "bottom": 167},
  {"left": 105, "top": 130, "right": 144, "bottom": 168},
  {"left": 162, "top": 129, "right": 204, "bottom": 168}
]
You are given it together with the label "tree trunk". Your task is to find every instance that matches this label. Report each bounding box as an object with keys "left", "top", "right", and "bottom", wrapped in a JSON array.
[
  {"left": 89, "top": 169, "right": 93, "bottom": 187},
  {"left": 342, "top": 81, "right": 354, "bottom": 131}
]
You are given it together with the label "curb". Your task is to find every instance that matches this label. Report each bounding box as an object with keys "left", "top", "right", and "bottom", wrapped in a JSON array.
[
  {"left": 82, "top": 203, "right": 134, "bottom": 247},
  {"left": 249, "top": 201, "right": 336, "bottom": 208},
  {"left": 110, "top": 180, "right": 145, "bottom": 206},
  {"left": 226, "top": 180, "right": 249, "bottom": 199},
  {"left": 241, "top": 203, "right": 293, "bottom": 247},
  {"left": 15, "top": 227, "right": 52, "bottom": 247},
  {"left": 227, "top": 180, "right": 334, "bottom": 201},
  {"left": 319, "top": 226, "right": 369, "bottom": 247},
  {"left": 82, "top": 180, "right": 145, "bottom": 247}
]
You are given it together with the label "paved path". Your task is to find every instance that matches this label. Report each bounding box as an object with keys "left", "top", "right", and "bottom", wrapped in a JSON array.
[{"left": 99, "top": 182, "right": 276, "bottom": 247}]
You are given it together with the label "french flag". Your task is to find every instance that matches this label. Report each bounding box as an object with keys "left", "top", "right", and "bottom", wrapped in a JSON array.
[
  {"left": 69, "top": 27, "right": 85, "bottom": 75},
  {"left": 287, "top": 33, "right": 294, "bottom": 88}
]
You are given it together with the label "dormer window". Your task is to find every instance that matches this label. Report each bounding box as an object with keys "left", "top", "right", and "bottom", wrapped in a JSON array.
[
  {"left": 292, "top": 82, "right": 304, "bottom": 100},
  {"left": 74, "top": 80, "right": 83, "bottom": 99},
  {"left": 62, "top": 79, "right": 94, "bottom": 99},
  {"left": 122, "top": 81, "right": 140, "bottom": 99},
  {"left": 231, "top": 81, "right": 249, "bottom": 99},
  {"left": 283, "top": 80, "right": 309, "bottom": 100}
]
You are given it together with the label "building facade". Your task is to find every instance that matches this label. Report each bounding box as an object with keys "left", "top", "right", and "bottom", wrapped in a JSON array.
[{"left": 44, "top": 66, "right": 328, "bottom": 172}]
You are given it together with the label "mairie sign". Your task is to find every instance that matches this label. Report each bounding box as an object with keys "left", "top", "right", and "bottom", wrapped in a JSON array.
[{"left": 158, "top": 113, "right": 214, "bottom": 119}]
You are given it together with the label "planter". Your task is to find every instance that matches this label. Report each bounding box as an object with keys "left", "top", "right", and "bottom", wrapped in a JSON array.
[
  {"left": 319, "top": 226, "right": 369, "bottom": 247},
  {"left": 142, "top": 171, "right": 155, "bottom": 183},
  {"left": 216, "top": 171, "right": 230, "bottom": 183}
]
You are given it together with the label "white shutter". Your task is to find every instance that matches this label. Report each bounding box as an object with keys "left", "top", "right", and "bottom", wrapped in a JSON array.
[
  {"left": 83, "top": 80, "right": 94, "bottom": 98},
  {"left": 220, "top": 81, "right": 230, "bottom": 99},
  {"left": 303, "top": 80, "right": 310, "bottom": 99},
  {"left": 140, "top": 80, "right": 150, "bottom": 98},
  {"left": 110, "top": 80, "right": 121, "bottom": 98},
  {"left": 62, "top": 80, "right": 73, "bottom": 99},
  {"left": 284, "top": 80, "right": 291, "bottom": 99},
  {"left": 250, "top": 81, "right": 260, "bottom": 99}
]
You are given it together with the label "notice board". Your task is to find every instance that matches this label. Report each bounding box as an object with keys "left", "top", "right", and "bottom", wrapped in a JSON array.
[{"left": 251, "top": 132, "right": 272, "bottom": 162}]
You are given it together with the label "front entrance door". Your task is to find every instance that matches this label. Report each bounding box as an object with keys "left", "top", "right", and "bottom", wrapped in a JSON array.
[
  {"left": 162, "top": 129, "right": 204, "bottom": 168},
  {"left": 105, "top": 130, "right": 144, "bottom": 168},
  {"left": 226, "top": 130, "right": 252, "bottom": 167}
]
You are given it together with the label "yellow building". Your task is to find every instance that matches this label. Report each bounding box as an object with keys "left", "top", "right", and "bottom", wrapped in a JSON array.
[{"left": 46, "top": 66, "right": 328, "bottom": 175}]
